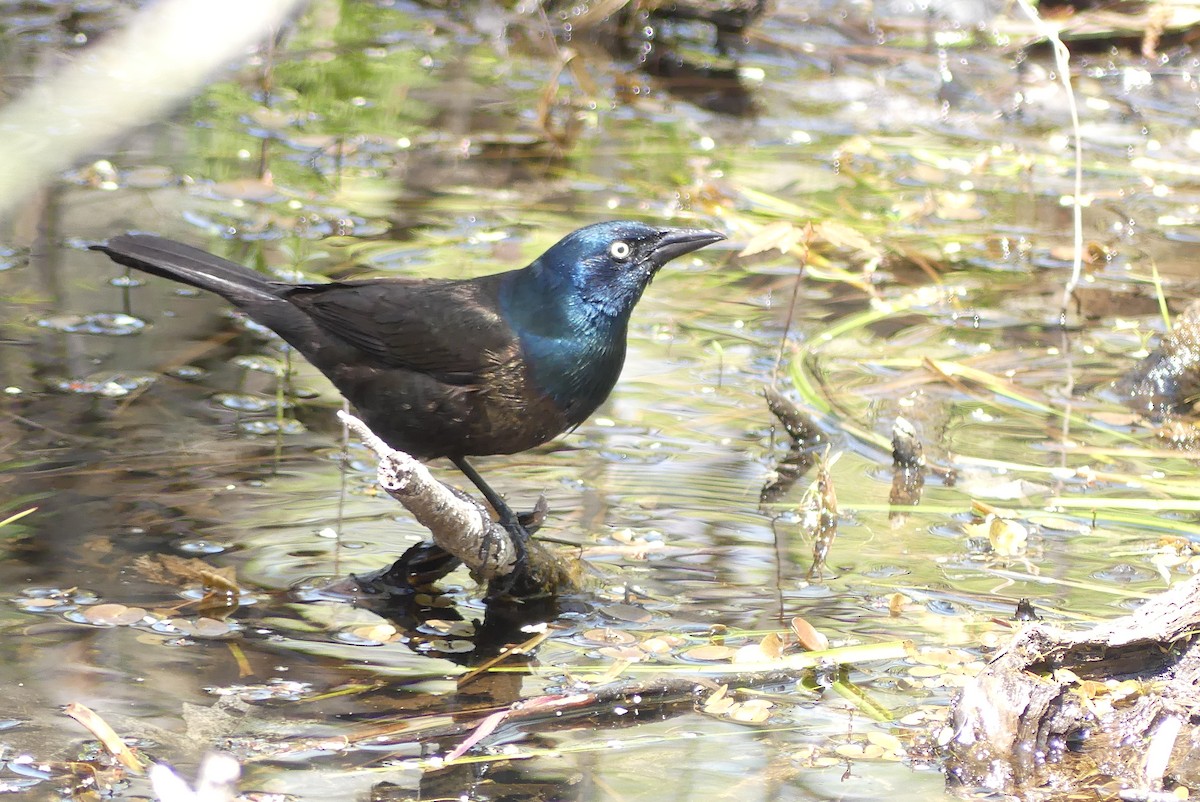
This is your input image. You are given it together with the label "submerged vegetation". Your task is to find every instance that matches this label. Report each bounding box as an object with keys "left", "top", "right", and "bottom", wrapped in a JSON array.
[{"left": 2, "top": 0, "right": 1200, "bottom": 799}]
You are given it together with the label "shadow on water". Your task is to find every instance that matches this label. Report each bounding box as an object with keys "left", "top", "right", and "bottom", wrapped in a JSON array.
[{"left": 3, "top": 0, "right": 1200, "bottom": 799}]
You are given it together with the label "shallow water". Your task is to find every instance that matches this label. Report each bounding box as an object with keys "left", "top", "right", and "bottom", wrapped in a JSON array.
[{"left": 2, "top": 0, "right": 1200, "bottom": 799}]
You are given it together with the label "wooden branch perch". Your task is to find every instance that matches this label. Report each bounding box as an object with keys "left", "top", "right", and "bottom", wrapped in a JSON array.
[
  {"left": 337, "top": 411, "right": 577, "bottom": 597},
  {"left": 338, "top": 410, "right": 517, "bottom": 579}
]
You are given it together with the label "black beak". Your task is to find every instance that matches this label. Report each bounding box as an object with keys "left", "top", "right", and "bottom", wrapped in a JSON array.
[{"left": 649, "top": 228, "right": 726, "bottom": 266}]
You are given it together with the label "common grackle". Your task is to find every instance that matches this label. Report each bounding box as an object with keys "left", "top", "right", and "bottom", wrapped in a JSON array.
[{"left": 91, "top": 221, "right": 724, "bottom": 579}]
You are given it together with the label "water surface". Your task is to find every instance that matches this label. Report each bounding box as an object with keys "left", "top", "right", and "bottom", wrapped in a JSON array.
[{"left": 2, "top": 1, "right": 1198, "bottom": 799}]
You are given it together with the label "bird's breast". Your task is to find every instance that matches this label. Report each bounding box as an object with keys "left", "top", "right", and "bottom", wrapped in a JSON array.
[{"left": 513, "top": 323, "right": 627, "bottom": 426}]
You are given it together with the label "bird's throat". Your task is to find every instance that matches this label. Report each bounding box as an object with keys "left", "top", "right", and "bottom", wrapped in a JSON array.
[{"left": 499, "top": 272, "right": 629, "bottom": 421}]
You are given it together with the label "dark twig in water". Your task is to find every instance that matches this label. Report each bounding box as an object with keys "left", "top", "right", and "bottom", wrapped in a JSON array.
[
  {"left": 350, "top": 669, "right": 807, "bottom": 762},
  {"left": 760, "top": 384, "right": 827, "bottom": 505},
  {"left": 888, "top": 416, "right": 927, "bottom": 523},
  {"left": 806, "top": 448, "right": 838, "bottom": 582}
]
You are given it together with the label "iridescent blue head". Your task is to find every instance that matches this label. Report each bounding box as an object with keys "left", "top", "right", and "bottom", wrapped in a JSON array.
[
  {"left": 498, "top": 219, "right": 724, "bottom": 418},
  {"left": 532, "top": 220, "right": 725, "bottom": 320}
]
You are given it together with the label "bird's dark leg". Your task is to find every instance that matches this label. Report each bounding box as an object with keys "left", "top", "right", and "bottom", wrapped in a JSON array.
[{"left": 450, "top": 456, "right": 529, "bottom": 586}]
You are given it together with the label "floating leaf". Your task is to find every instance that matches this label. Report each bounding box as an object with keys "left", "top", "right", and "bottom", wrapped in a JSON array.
[
  {"left": 791, "top": 617, "right": 830, "bottom": 651},
  {"left": 760, "top": 631, "right": 786, "bottom": 660},
  {"left": 729, "top": 698, "right": 773, "bottom": 723},
  {"left": 83, "top": 603, "right": 148, "bottom": 627},
  {"left": 597, "top": 645, "right": 644, "bottom": 661},
  {"left": 581, "top": 628, "right": 637, "bottom": 646},
  {"left": 212, "top": 392, "right": 282, "bottom": 412},
  {"left": 888, "top": 593, "right": 911, "bottom": 615},
  {"left": 964, "top": 512, "right": 1029, "bottom": 556},
  {"left": 867, "top": 731, "right": 904, "bottom": 755},
  {"left": 640, "top": 637, "right": 674, "bottom": 654},
  {"left": 684, "top": 645, "right": 737, "bottom": 662},
  {"left": 348, "top": 624, "right": 398, "bottom": 644},
  {"left": 421, "top": 619, "right": 476, "bottom": 638},
  {"left": 734, "top": 643, "right": 773, "bottom": 664},
  {"left": 599, "top": 604, "right": 652, "bottom": 624}
]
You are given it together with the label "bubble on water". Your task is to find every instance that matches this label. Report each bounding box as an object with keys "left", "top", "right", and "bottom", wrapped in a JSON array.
[
  {"left": 212, "top": 393, "right": 291, "bottom": 412},
  {"left": 17, "top": 586, "right": 100, "bottom": 616},
  {"left": 0, "top": 247, "right": 23, "bottom": 271},
  {"left": 175, "top": 539, "right": 231, "bottom": 555},
  {"left": 1092, "top": 563, "right": 1156, "bottom": 584},
  {"left": 168, "top": 364, "right": 208, "bottom": 380},
  {"left": 238, "top": 418, "right": 307, "bottom": 436},
  {"left": 231, "top": 355, "right": 288, "bottom": 374}
]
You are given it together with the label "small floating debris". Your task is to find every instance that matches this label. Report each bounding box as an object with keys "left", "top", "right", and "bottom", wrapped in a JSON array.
[
  {"left": 420, "top": 638, "right": 475, "bottom": 654},
  {"left": 37, "top": 312, "right": 146, "bottom": 336},
  {"left": 15, "top": 586, "right": 99, "bottom": 613},
  {"left": 152, "top": 617, "right": 238, "bottom": 639},
  {"left": 54, "top": 372, "right": 157, "bottom": 398},
  {"left": 204, "top": 680, "right": 312, "bottom": 702}
]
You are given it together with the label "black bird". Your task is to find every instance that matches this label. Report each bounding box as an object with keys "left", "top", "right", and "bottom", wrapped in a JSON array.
[{"left": 91, "top": 221, "right": 724, "bottom": 572}]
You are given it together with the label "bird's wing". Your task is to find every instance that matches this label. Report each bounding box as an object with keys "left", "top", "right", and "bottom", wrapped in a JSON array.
[{"left": 282, "top": 276, "right": 516, "bottom": 382}]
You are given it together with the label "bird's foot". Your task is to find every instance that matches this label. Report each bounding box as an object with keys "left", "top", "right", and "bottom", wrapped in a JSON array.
[
  {"left": 480, "top": 496, "right": 547, "bottom": 600},
  {"left": 481, "top": 519, "right": 530, "bottom": 601}
]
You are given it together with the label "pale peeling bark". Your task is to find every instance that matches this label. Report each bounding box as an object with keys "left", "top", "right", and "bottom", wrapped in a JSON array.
[{"left": 338, "top": 411, "right": 516, "bottom": 579}]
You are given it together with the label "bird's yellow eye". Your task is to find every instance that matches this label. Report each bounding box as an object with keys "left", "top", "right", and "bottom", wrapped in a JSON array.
[{"left": 609, "top": 241, "right": 631, "bottom": 260}]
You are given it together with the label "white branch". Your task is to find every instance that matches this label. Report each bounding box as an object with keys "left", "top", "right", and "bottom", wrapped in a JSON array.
[{"left": 338, "top": 411, "right": 517, "bottom": 578}]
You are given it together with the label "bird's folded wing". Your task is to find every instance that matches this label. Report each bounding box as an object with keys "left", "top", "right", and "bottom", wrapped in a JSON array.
[{"left": 282, "top": 276, "right": 515, "bottom": 382}]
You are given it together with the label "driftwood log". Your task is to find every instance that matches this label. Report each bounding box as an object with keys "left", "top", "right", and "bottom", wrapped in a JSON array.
[
  {"left": 947, "top": 573, "right": 1200, "bottom": 796},
  {"left": 338, "top": 411, "right": 574, "bottom": 598}
]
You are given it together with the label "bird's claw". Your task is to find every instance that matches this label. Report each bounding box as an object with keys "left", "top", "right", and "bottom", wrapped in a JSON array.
[{"left": 480, "top": 514, "right": 532, "bottom": 601}]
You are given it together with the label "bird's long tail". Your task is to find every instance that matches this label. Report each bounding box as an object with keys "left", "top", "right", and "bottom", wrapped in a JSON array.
[
  {"left": 90, "top": 235, "right": 281, "bottom": 307},
  {"left": 91, "top": 234, "right": 343, "bottom": 363}
]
